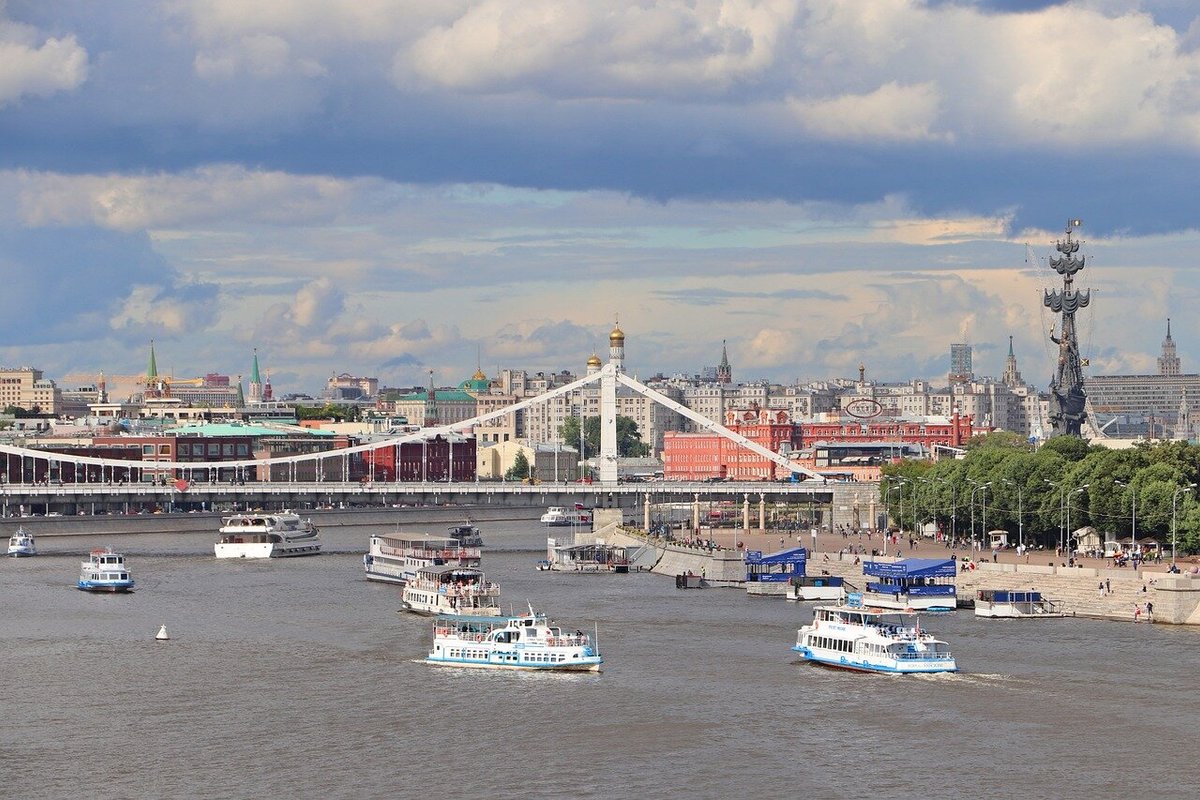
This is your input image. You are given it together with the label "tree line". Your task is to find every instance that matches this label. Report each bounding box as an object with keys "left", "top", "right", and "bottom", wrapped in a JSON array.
[{"left": 881, "top": 432, "right": 1200, "bottom": 555}]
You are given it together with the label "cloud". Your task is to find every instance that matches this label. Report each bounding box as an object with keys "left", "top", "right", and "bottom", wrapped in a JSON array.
[
  {"left": 109, "top": 283, "right": 220, "bottom": 337},
  {"left": 0, "top": 13, "right": 88, "bottom": 107},
  {"left": 790, "top": 81, "right": 949, "bottom": 143}
]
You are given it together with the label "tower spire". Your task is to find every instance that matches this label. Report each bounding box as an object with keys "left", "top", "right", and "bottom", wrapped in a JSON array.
[
  {"left": 147, "top": 340, "right": 158, "bottom": 380},
  {"left": 1159, "top": 317, "right": 1181, "bottom": 376},
  {"left": 716, "top": 339, "right": 732, "bottom": 384},
  {"left": 1044, "top": 218, "right": 1091, "bottom": 437}
]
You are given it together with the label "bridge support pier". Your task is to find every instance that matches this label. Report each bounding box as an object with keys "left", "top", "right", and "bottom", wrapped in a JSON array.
[
  {"left": 742, "top": 494, "right": 750, "bottom": 532},
  {"left": 758, "top": 494, "right": 765, "bottom": 531}
]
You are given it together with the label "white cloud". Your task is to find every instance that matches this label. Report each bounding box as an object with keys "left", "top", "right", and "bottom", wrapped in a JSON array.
[
  {"left": 789, "top": 81, "right": 948, "bottom": 143},
  {"left": 0, "top": 13, "right": 88, "bottom": 106},
  {"left": 14, "top": 166, "right": 361, "bottom": 232},
  {"left": 402, "top": 0, "right": 799, "bottom": 93}
]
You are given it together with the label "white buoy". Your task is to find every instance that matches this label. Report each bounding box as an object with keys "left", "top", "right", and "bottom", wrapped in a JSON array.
[{"left": 155, "top": 624, "right": 170, "bottom": 641}]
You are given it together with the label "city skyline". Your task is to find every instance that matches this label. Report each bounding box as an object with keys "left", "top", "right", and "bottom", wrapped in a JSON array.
[{"left": 4, "top": 3, "right": 1200, "bottom": 392}]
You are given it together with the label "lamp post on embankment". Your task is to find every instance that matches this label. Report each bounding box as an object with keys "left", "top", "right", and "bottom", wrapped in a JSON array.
[
  {"left": 1114, "top": 480, "right": 1139, "bottom": 558},
  {"left": 1172, "top": 483, "right": 1196, "bottom": 567},
  {"left": 1064, "top": 484, "right": 1089, "bottom": 557},
  {"left": 1003, "top": 479, "right": 1023, "bottom": 550}
]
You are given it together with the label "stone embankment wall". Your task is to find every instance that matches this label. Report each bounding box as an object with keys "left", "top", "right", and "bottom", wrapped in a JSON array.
[
  {"left": 605, "top": 527, "right": 1200, "bottom": 623},
  {"left": 804, "top": 551, "right": 1200, "bottom": 624}
]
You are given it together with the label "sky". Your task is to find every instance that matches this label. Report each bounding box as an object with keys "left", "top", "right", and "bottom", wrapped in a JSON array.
[{"left": 3, "top": 1, "right": 1200, "bottom": 397}]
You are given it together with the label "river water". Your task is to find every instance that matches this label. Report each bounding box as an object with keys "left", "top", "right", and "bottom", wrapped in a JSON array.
[{"left": 3, "top": 519, "right": 1198, "bottom": 799}]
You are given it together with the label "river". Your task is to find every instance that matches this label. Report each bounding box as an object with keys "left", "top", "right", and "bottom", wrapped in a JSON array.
[{"left": 3, "top": 518, "right": 1197, "bottom": 799}]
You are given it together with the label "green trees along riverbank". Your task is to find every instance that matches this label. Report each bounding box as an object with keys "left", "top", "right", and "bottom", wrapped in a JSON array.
[{"left": 881, "top": 433, "right": 1200, "bottom": 555}]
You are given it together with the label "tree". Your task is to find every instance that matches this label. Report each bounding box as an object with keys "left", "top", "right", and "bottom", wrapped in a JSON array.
[
  {"left": 295, "top": 403, "right": 361, "bottom": 422},
  {"left": 557, "top": 415, "right": 651, "bottom": 458},
  {"left": 505, "top": 451, "right": 531, "bottom": 481}
]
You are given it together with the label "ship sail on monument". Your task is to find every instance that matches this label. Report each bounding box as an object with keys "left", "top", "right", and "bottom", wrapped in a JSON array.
[{"left": 1044, "top": 218, "right": 1091, "bottom": 438}]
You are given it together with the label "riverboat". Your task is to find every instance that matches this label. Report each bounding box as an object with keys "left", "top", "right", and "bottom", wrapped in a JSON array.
[
  {"left": 974, "top": 589, "right": 1066, "bottom": 619},
  {"left": 540, "top": 505, "right": 592, "bottom": 527},
  {"left": 215, "top": 512, "right": 321, "bottom": 558},
  {"left": 400, "top": 566, "right": 502, "bottom": 616},
  {"left": 785, "top": 574, "right": 846, "bottom": 602},
  {"left": 7, "top": 527, "right": 36, "bottom": 557},
  {"left": 792, "top": 596, "right": 957, "bottom": 674},
  {"left": 545, "top": 537, "right": 629, "bottom": 572},
  {"left": 78, "top": 548, "right": 135, "bottom": 593},
  {"left": 363, "top": 533, "right": 481, "bottom": 585},
  {"left": 447, "top": 523, "right": 484, "bottom": 548},
  {"left": 862, "top": 557, "right": 957, "bottom": 611},
  {"left": 424, "top": 609, "right": 603, "bottom": 672}
]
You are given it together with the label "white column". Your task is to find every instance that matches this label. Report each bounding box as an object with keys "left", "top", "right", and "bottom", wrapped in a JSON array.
[
  {"left": 758, "top": 494, "right": 766, "bottom": 531},
  {"left": 643, "top": 493, "right": 651, "bottom": 530},
  {"left": 599, "top": 363, "right": 619, "bottom": 482},
  {"left": 742, "top": 494, "right": 750, "bottom": 532}
]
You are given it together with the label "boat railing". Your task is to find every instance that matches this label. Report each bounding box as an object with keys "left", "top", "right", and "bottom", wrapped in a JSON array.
[{"left": 893, "top": 649, "right": 954, "bottom": 661}]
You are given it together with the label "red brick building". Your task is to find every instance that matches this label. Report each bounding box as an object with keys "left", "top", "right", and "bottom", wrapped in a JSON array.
[
  {"left": 798, "top": 412, "right": 983, "bottom": 450},
  {"left": 662, "top": 408, "right": 800, "bottom": 481}
]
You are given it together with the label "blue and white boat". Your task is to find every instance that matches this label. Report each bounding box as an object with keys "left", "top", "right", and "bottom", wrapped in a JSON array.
[
  {"left": 792, "top": 595, "right": 957, "bottom": 674},
  {"left": 862, "top": 557, "right": 957, "bottom": 611},
  {"left": 424, "top": 609, "right": 603, "bottom": 672},
  {"left": 7, "top": 527, "right": 36, "bottom": 557},
  {"left": 974, "top": 589, "right": 1066, "bottom": 618},
  {"left": 78, "top": 548, "right": 135, "bottom": 593}
]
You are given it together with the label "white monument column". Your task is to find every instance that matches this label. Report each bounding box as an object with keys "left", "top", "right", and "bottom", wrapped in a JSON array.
[
  {"left": 758, "top": 494, "right": 766, "bottom": 531},
  {"left": 598, "top": 323, "right": 624, "bottom": 483},
  {"left": 643, "top": 493, "right": 651, "bottom": 530},
  {"left": 742, "top": 494, "right": 750, "bottom": 532}
]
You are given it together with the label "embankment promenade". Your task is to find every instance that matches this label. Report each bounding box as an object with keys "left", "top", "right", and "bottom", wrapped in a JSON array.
[{"left": 609, "top": 526, "right": 1200, "bottom": 625}]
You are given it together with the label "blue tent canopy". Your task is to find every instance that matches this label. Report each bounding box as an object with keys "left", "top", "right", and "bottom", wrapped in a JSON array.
[
  {"left": 745, "top": 547, "right": 807, "bottom": 565},
  {"left": 863, "top": 558, "right": 957, "bottom": 579}
]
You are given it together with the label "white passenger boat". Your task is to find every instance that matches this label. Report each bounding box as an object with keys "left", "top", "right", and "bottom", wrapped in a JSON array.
[
  {"left": 363, "top": 533, "right": 481, "bottom": 585},
  {"left": 7, "top": 527, "right": 36, "bottom": 557},
  {"left": 400, "top": 566, "right": 501, "bottom": 616},
  {"left": 215, "top": 511, "right": 321, "bottom": 558},
  {"left": 424, "top": 609, "right": 603, "bottom": 672},
  {"left": 792, "top": 596, "right": 957, "bottom": 674},
  {"left": 540, "top": 505, "right": 592, "bottom": 527},
  {"left": 78, "top": 548, "right": 135, "bottom": 593},
  {"left": 974, "top": 589, "right": 1066, "bottom": 619}
]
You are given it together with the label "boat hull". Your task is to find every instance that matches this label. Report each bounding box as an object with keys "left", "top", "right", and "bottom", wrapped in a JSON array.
[
  {"left": 8, "top": 549, "right": 36, "bottom": 557},
  {"left": 215, "top": 542, "right": 321, "bottom": 558},
  {"left": 792, "top": 646, "right": 956, "bottom": 674},
  {"left": 785, "top": 586, "right": 845, "bottom": 602},
  {"left": 423, "top": 656, "right": 602, "bottom": 672},
  {"left": 861, "top": 592, "right": 956, "bottom": 612},
  {"left": 77, "top": 581, "right": 135, "bottom": 593}
]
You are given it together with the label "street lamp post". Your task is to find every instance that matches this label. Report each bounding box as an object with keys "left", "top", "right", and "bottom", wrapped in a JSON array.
[
  {"left": 885, "top": 484, "right": 901, "bottom": 532},
  {"left": 968, "top": 480, "right": 991, "bottom": 551},
  {"left": 1114, "top": 480, "right": 1137, "bottom": 560},
  {"left": 936, "top": 477, "right": 956, "bottom": 546},
  {"left": 1003, "top": 479, "right": 1024, "bottom": 549},
  {"left": 1065, "top": 484, "right": 1089, "bottom": 558},
  {"left": 1045, "top": 479, "right": 1066, "bottom": 552},
  {"left": 1172, "top": 483, "right": 1197, "bottom": 567}
]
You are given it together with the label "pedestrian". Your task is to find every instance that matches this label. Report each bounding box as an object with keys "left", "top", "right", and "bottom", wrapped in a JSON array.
[
  {"left": 1105, "top": 578, "right": 1111, "bottom": 594},
  {"left": 1134, "top": 603, "right": 1142, "bottom": 623},
  {"left": 1147, "top": 601, "right": 1154, "bottom": 620},
  {"left": 1098, "top": 581, "right": 1104, "bottom": 597}
]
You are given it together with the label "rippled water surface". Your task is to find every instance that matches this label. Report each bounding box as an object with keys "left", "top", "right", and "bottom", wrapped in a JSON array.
[{"left": 3, "top": 520, "right": 1198, "bottom": 799}]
